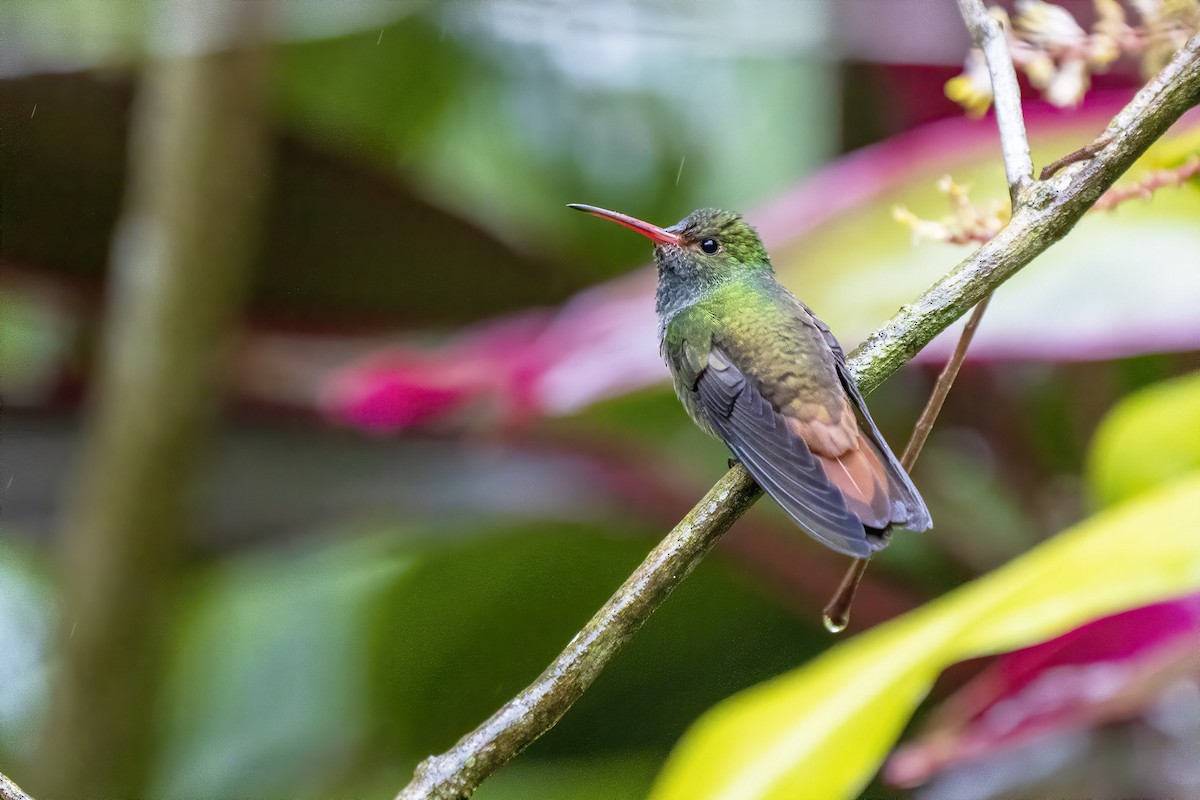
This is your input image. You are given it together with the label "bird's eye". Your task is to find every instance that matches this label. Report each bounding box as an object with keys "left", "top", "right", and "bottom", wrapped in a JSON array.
[{"left": 700, "top": 238, "right": 720, "bottom": 254}]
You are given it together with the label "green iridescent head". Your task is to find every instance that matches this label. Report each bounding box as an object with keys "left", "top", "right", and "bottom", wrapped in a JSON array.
[{"left": 658, "top": 208, "right": 771, "bottom": 279}]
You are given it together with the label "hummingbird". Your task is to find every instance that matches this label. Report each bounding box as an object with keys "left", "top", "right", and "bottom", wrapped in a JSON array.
[{"left": 569, "top": 204, "right": 931, "bottom": 557}]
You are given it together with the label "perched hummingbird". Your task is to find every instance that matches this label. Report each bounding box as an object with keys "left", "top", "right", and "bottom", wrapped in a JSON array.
[{"left": 569, "top": 204, "right": 931, "bottom": 557}]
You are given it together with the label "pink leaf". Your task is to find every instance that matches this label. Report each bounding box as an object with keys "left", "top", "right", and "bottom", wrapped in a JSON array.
[{"left": 885, "top": 593, "right": 1200, "bottom": 788}]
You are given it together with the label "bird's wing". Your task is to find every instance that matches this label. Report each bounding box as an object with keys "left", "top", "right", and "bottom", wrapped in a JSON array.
[
  {"left": 801, "top": 304, "right": 932, "bottom": 533},
  {"left": 699, "top": 345, "right": 880, "bottom": 557},
  {"left": 666, "top": 308, "right": 877, "bottom": 557}
]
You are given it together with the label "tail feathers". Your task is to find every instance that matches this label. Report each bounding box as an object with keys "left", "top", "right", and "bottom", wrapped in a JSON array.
[{"left": 816, "top": 430, "right": 925, "bottom": 538}]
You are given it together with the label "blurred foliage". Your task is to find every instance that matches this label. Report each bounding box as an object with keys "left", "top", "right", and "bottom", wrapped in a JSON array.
[
  {"left": 2, "top": 1, "right": 1199, "bottom": 798},
  {"left": 0, "top": 72, "right": 576, "bottom": 327},
  {"left": 274, "top": 16, "right": 471, "bottom": 169},
  {"left": 369, "top": 526, "right": 826, "bottom": 757},
  {"left": 471, "top": 754, "right": 663, "bottom": 800},
  {"left": 647, "top": 368, "right": 1200, "bottom": 800},
  {"left": 0, "top": 538, "right": 51, "bottom": 762},
  {"left": 1088, "top": 369, "right": 1200, "bottom": 507},
  {"left": 151, "top": 535, "right": 409, "bottom": 798},
  {"left": 765, "top": 118, "right": 1200, "bottom": 356},
  {"left": 650, "top": 475, "right": 1200, "bottom": 800},
  {"left": 0, "top": 519, "right": 823, "bottom": 798},
  {"left": 0, "top": 5, "right": 835, "bottom": 326},
  {"left": 0, "top": 285, "right": 73, "bottom": 402}
]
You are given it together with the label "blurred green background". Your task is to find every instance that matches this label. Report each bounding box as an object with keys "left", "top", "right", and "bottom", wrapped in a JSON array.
[{"left": 2, "top": 1, "right": 1199, "bottom": 799}]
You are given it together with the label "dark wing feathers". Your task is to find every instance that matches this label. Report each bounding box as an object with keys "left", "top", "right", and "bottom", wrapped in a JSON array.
[
  {"left": 665, "top": 293, "right": 931, "bottom": 557},
  {"left": 800, "top": 300, "right": 932, "bottom": 533},
  {"left": 830, "top": 350, "right": 932, "bottom": 534},
  {"left": 697, "top": 347, "right": 877, "bottom": 557}
]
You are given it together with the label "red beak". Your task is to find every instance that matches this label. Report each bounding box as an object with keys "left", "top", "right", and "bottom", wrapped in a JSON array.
[{"left": 567, "top": 204, "right": 679, "bottom": 246}]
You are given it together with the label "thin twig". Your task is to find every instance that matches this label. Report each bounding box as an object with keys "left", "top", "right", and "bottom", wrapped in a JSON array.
[
  {"left": 956, "top": 0, "right": 1035, "bottom": 203},
  {"left": 0, "top": 772, "right": 33, "bottom": 800},
  {"left": 904, "top": 152, "right": 1200, "bottom": 246},
  {"left": 396, "top": 30, "right": 1200, "bottom": 800},
  {"left": 822, "top": 295, "right": 993, "bottom": 632},
  {"left": 899, "top": 296, "right": 992, "bottom": 469},
  {"left": 850, "top": 32, "right": 1200, "bottom": 392},
  {"left": 1094, "top": 155, "right": 1200, "bottom": 210},
  {"left": 1040, "top": 135, "right": 1114, "bottom": 180}
]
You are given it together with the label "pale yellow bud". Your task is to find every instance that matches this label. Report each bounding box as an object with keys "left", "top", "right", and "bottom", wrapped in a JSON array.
[
  {"left": 945, "top": 50, "right": 994, "bottom": 118},
  {"left": 892, "top": 206, "right": 951, "bottom": 244},
  {"left": 1090, "top": 0, "right": 1129, "bottom": 68},
  {"left": 1025, "top": 51, "right": 1057, "bottom": 88},
  {"left": 1015, "top": 0, "right": 1087, "bottom": 48}
]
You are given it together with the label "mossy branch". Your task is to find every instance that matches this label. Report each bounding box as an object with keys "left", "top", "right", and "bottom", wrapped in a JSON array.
[
  {"left": 396, "top": 30, "right": 1200, "bottom": 800},
  {"left": 0, "top": 771, "right": 34, "bottom": 800}
]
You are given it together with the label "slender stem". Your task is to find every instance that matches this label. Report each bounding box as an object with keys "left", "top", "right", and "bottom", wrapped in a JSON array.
[
  {"left": 1093, "top": 155, "right": 1200, "bottom": 210},
  {"left": 899, "top": 295, "right": 992, "bottom": 469},
  {"left": 0, "top": 772, "right": 34, "bottom": 800},
  {"left": 395, "top": 30, "right": 1200, "bottom": 800},
  {"left": 821, "top": 558, "right": 872, "bottom": 635},
  {"left": 823, "top": 295, "right": 993, "bottom": 632},
  {"left": 956, "top": 0, "right": 1035, "bottom": 203},
  {"left": 1040, "top": 135, "right": 1114, "bottom": 180}
]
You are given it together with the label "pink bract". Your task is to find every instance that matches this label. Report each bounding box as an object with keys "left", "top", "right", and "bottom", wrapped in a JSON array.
[{"left": 885, "top": 593, "right": 1200, "bottom": 787}]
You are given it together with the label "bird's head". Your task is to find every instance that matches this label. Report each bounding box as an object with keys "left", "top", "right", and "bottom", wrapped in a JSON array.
[{"left": 568, "top": 204, "right": 772, "bottom": 285}]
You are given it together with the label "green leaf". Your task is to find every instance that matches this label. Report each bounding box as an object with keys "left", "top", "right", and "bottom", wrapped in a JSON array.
[
  {"left": 1087, "top": 370, "right": 1200, "bottom": 507},
  {"left": 152, "top": 535, "right": 414, "bottom": 799},
  {"left": 648, "top": 473, "right": 1200, "bottom": 800},
  {"left": 368, "top": 524, "right": 826, "bottom": 758},
  {"left": 274, "top": 16, "right": 472, "bottom": 170}
]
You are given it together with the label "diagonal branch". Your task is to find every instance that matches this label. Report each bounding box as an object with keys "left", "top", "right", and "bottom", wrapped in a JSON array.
[
  {"left": 396, "top": 29, "right": 1200, "bottom": 800},
  {"left": 956, "top": 0, "right": 1035, "bottom": 203},
  {"left": 0, "top": 771, "right": 34, "bottom": 800}
]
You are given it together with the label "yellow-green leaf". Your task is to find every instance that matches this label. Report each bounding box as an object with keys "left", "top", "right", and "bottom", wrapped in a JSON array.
[
  {"left": 1088, "top": 370, "right": 1200, "bottom": 507},
  {"left": 648, "top": 474, "right": 1200, "bottom": 800}
]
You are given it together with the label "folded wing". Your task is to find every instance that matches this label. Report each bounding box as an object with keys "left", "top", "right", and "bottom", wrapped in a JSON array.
[
  {"left": 696, "top": 346, "right": 881, "bottom": 557},
  {"left": 664, "top": 296, "right": 931, "bottom": 557}
]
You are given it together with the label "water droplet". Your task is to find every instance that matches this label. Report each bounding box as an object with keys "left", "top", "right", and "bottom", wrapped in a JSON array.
[{"left": 822, "top": 612, "right": 848, "bottom": 634}]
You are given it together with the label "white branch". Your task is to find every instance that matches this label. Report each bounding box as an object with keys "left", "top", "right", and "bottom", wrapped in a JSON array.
[
  {"left": 0, "top": 772, "right": 34, "bottom": 800},
  {"left": 956, "top": 0, "right": 1035, "bottom": 204}
]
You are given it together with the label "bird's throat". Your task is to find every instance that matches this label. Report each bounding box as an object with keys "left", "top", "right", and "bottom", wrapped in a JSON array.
[{"left": 654, "top": 265, "right": 709, "bottom": 343}]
